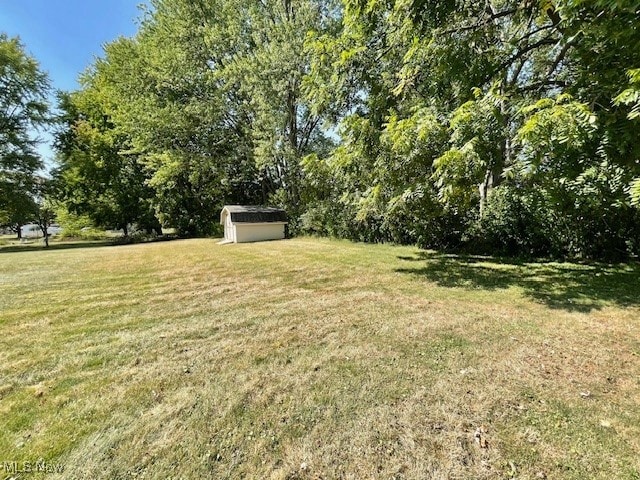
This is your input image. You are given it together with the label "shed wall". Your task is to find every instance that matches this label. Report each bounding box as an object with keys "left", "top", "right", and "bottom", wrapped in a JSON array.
[{"left": 234, "top": 223, "right": 286, "bottom": 243}]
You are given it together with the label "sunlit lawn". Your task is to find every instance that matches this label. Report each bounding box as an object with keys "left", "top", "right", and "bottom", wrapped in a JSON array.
[{"left": 1, "top": 237, "right": 639, "bottom": 479}]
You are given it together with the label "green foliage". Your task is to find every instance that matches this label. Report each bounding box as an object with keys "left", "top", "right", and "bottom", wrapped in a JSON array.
[
  {"left": 53, "top": 0, "right": 340, "bottom": 235},
  {"left": 301, "top": 0, "right": 640, "bottom": 258},
  {"left": 52, "top": 200, "right": 110, "bottom": 240},
  {"left": 50, "top": 0, "right": 640, "bottom": 258},
  {"left": 54, "top": 87, "right": 161, "bottom": 236},
  {"left": 615, "top": 69, "right": 640, "bottom": 120},
  {"left": 31, "top": 179, "right": 57, "bottom": 247},
  {"left": 0, "top": 34, "right": 50, "bottom": 231},
  {"left": 432, "top": 145, "right": 481, "bottom": 208},
  {"left": 211, "top": 0, "right": 339, "bottom": 218},
  {"left": 0, "top": 190, "right": 36, "bottom": 232},
  {"left": 630, "top": 178, "right": 640, "bottom": 207},
  {"left": 472, "top": 186, "right": 559, "bottom": 257},
  {"left": 517, "top": 94, "right": 598, "bottom": 179}
]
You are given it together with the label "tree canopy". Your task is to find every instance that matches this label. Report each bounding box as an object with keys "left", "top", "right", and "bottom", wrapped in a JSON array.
[
  {"left": 0, "top": 34, "right": 50, "bottom": 233},
  {"left": 50, "top": 0, "right": 640, "bottom": 258}
]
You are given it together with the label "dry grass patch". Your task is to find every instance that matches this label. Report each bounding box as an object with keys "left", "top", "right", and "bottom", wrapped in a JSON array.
[{"left": 0, "top": 237, "right": 639, "bottom": 479}]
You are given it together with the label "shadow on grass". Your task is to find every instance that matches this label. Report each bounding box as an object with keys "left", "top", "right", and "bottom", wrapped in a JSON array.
[
  {"left": 0, "top": 240, "right": 117, "bottom": 253},
  {"left": 0, "top": 236, "right": 184, "bottom": 254},
  {"left": 396, "top": 252, "right": 640, "bottom": 312}
]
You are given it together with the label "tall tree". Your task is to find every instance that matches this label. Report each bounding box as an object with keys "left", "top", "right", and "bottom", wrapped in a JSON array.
[
  {"left": 304, "top": 0, "right": 640, "bottom": 257},
  {"left": 84, "top": 9, "right": 262, "bottom": 235},
  {"left": 207, "top": 0, "right": 339, "bottom": 219},
  {"left": 0, "top": 34, "right": 49, "bottom": 237},
  {"left": 50, "top": 0, "right": 640, "bottom": 257},
  {"left": 54, "top": 85, "right": 162, "bottom": 237},
  {"left": 64, "top": 0, "right": 339, "bottom": 234},
  {"left": 32, "top": 177, "right": 56, "bottom": 247}
]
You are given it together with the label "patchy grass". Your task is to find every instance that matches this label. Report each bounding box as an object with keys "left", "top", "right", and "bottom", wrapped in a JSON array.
[
  {"left": 0, "top": 233, "right": 113, "bottom": 253},
  {"left": 0, "top": 237, "right": 639, "bottom": 479}
]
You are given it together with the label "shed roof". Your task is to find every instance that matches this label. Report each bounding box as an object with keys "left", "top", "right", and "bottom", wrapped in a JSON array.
[{"left": 221, "top": 205, "right": 288, "bottom": 224}]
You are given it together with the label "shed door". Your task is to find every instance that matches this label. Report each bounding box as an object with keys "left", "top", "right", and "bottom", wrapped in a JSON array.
[{"left": 225, "top": 213, "right": 233, "bottom": 241}]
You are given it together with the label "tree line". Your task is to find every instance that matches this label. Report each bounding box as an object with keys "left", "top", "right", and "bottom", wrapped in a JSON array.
[{"left": 2, "top": 0, "right": 639, "bottom": 258}]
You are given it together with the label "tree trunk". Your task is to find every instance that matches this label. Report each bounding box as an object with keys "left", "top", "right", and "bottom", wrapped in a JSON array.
[
  {"left": 39, "top": 223, "right": 50, "bottom": 247},
  {"left": 479, "top": 92, "right": 511, "bottom": 217},
  {"left": 479, "top": 149, "right": 507, "bottom": 217},
  {"left": 479, "top": 168, "right": 495, "bottom": 217},
  {"left": 16, "top": 224, "right": 22, "bottom": 240}
]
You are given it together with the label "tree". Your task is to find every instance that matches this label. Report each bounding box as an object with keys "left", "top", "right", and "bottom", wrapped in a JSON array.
[
  {"left": 0, "top": 189, "right": 36, "bottom": 238},
  {"left": 303, "top": 0, "right": 640, "bottom": 257},
  {"left": 54, "top": 87, "right": 161, "bottom": 237},
  {"left": 51, "top": 0, "right": 640, "bottom": 257},
  {"left": 0, "top": 34, "right": 49, "bottom": 237},
  {"left": 33, "top": 177, "right": 55, "bottom": 247},
  {"left": 206, "top": 0, "right": 340, "bottom": 220},
  {"left": 61, "top": 10, "right": 262, "bottom": 235},
  {"left": 129, "top": 0, "right": 340, "bottom": 230},
  {"left": 58, "top": 0, "right": 338, "bottom": 235},
  {"left": 114, "top": 20, "right": 260, "bottom": 235}
]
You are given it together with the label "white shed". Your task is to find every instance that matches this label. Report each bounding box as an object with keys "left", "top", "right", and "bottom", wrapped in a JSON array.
[{"left": 220, "top": 205, "right": 288, "bottom": 243}]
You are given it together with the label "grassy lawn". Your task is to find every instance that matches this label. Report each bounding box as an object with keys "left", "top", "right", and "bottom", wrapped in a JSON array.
[{"left": 1, "top": 237, "right": 639, "bottom": 479}]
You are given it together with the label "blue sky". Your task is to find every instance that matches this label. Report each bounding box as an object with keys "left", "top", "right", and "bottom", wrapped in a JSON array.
[
  {"left": 1, "top": 0, "right": 143, "bottom": 90},
  {"left": 1, "top": 0, "right": 144, "bottom": 164}
]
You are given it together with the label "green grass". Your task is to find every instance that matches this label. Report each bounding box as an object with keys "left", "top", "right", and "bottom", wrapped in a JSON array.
[{"left": 1, "top": 237, "right": 639, "bottom": 479}]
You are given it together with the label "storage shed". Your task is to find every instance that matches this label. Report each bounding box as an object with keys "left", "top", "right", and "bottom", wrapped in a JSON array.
[{"left": 220, "top": 205, "right": 288, "bottom": 243}]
